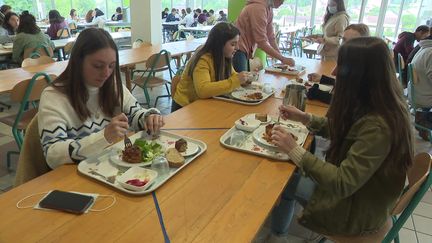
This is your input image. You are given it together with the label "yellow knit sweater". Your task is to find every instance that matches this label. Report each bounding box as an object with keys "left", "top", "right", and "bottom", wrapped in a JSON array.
[{"left": 173, "top": 53, "right": 240, "bottom": 107}]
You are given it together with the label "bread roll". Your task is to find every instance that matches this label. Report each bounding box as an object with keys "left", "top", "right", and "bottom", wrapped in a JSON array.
[{"left": 165, "top": 148, "right": 185, "bottom": 168}]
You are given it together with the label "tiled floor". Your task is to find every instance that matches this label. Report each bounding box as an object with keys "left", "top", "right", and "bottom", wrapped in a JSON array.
[{"left": 0, "top": 70, "right": 431, "bottom": 242}]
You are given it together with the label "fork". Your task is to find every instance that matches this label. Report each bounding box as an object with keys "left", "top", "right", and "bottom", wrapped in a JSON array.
[
  {"left": 88, "top": 170, "right": 116, "bottom": 184},
  {"left": 124, "top": 134, "right": 133, "bottom": 148}
]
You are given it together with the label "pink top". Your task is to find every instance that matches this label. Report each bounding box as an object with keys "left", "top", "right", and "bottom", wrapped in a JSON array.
[
  {"left": 47, "top": 20, "right": 68, "bottom": 40},
  {"left": 235, "top": 0, "right": 275, "bottom": 58}
]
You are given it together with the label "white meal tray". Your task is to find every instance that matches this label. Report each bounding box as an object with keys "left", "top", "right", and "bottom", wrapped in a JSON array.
[
  {"left": 220, "top": 115, "right": 309, "bottom": 161},
  {"left": 214, "top": 86, "right": 274, "bottom": 106},
  {"left": 265, "top": 65, "right": 306, "bottom": 76},
  {"left": 77, "top": 131, "right": 207, "bottom": 195}
]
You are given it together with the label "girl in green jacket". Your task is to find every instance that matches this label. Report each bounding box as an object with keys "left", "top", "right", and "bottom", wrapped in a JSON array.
[{"left": 269, "top": 37, "right": 414, "bottom": 239}]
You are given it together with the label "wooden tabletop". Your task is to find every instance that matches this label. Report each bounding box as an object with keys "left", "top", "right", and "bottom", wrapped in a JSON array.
[
  {"left": 0, "top": 56, "right": 333, "bottom": 241},
  {"left": 0, "top": 99, "right": 328, "bottom": 242},
  {"left": 0, "top": 38, "right": 206, "bottom": 94}
]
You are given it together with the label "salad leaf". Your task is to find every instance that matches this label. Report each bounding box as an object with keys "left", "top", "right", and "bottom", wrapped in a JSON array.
[{"left": 134, "top": 138, "right": 163, "bottom": 162}]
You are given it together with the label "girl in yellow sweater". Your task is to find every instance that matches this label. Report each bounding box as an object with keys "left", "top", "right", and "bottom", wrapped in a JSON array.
[{"left": 172, "top": 22, "right": 249, "bottom": 112}]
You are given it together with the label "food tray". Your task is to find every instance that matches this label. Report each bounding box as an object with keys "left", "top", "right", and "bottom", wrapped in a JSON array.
[
  {"left": 265, "top": 65, "right": 306, "bottom": 76},
  {"left": 77, "top": 131, "right": 207, "bottom": 195},
  {"left": 220, "top": 115, "right": 308, "bottom": 161},
  {"left": 214, "top": 86, "right": 274, "bottom": 106}
]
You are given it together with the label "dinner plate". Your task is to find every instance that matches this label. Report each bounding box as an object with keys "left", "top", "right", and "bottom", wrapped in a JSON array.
[
  {"left": 170, "top": 142, "right": 199, "bottom": 157},
  {"left": 109, "top": 153, "right": 153, "bottom": 167},
  {"left": 252, "top": 125, "right": 302, "bottom": 148},
  {"left": 231, "top": 90, "right": 264, "bottom": 102}
]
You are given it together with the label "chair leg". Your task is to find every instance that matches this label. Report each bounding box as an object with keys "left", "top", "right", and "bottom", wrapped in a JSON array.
[
  {"left": 6, "top": 151, "right": 19, "bottom": 169},
  {"left": 143, "top": 88, "right": 151, "bottom": 108}
]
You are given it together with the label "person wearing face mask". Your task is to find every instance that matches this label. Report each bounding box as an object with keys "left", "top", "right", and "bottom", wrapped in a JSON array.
[
  {"left": 308, "top": 0, "right": 349, "bottom": 61},
  {"left": 233, "top": 0, "right": 295, "bottom": 72}
]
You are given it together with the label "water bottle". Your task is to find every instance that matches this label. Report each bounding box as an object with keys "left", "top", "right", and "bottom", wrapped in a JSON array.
[{"left": 151, "top": 156, "right": 170, "bottom": 179}]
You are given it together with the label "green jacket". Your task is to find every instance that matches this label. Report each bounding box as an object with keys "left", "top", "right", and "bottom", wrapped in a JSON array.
[
  {"left": 12, "top": 32, "right": 55, "bottom": 63},
  {"left": 298, "top": 114, "right": 406, "bottom": 236}
]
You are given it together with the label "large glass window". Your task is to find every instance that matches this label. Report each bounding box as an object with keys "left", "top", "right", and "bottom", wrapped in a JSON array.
[
  {"left": 107, "top": 0, "right": 123, "bottom": 20},
  {"left": 274, "top": 0, "right": 296, "bottom": 26},
  {"left": 382, "top": 0, "right": 400, "bottom": 39},
  {"left": 314, "top": 0, "right": 327, "bottom": 29},
  {"left": 296, "top": 0, "right": 313, "bottom": 26},
  {"left": 399, "top": 0, "right": 422, "bottom": 33},
  {"left": 362, "top": 0, "right": 384, "bottom": 35},
  {"left": 54, "top": 0, "right": 72, "bottom": 19},
  {"left": 346, "top": 0, "right": 363, "bottom": 23},
  {"left": 4, "top": 0, "right": 34, "bottom": 15}
]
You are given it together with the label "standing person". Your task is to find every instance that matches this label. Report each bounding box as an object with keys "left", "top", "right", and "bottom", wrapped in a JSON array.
[
  {"left": 111, "top": 7, "right": 123, "bottom": 21},
  {"left": 1, "top": 12, "right": 19, "bottom": 35},
  {"left": 12, "top": 12, "right": 55, "bottom": 64},
  {"left": 47, "top": 10, "right": 68, "bottom": 40},
  {"left": 172, "top": 22, "right": 249, "bottom": 112},
  {"left": 0, "top": 5, "right": 11, "bottom": 25},
  {"left": 180, "top": 7, "right": 195, "bottom": 27},
  {"left": 394, "top": 25, "right": 430, "bottom": 64},
  {"left": 411, "top": 36, "right": 432, "bottom": 141},
  {"left": 233, "top": 0, "right": 295, "bottom": 72},
  {"left": 38, "top": 28, "right": 164, "bottom": 169},
  {"left": 268, "top": 37, "right": 413, "bottom": 241},
  {"left": 407, "top": 27, "right": 431, "bottom": 64},
  {"left": 308, "top": 0, "right": 349, "bottom": 61}
]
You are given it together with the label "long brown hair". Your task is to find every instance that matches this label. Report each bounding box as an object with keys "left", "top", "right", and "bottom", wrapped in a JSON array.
[
  {"left": 323, "top": 0, "right": 346, "bottom": 25},
  {"left": 52, "top": 28, "right": 123, "bottom": 121},
  {"left": 187, "top": 22, "right": 239, "bottom": 81},
  {"left": 326, "top": 37, "right": 413, "bottom": 172},
  {"left": 17, "top": 12, "right": 40, "bottom": 34}
]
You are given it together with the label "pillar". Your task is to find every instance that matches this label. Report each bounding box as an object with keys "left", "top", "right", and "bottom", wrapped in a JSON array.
[{"left": 130, "top": 0, "right": 162, "bottom": 45}]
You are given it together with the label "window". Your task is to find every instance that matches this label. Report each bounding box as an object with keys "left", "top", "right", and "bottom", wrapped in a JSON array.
[
  {"left": 362, "top": 0, "right": 384, "bottom": 35},
  {"left": 314, "top": 0, "right": 327, "bottom": 31},
  {"left": 274, "top": 0, "right": 296, "bottom": 26},
  {"left": 346, "top": 0, "right": 363, "bottom": 23},
  {"left": 382, "top": 0, "right": 401, "bottom": 39},
  {"left": 4, "top": 0, "right": 33, "bottom": 15},
  {"left": 54, "top": 0, "right": 73, "bottom": 19},
  {"left": 296, "top": 0, "right": 313, "bottom": 26},
  {"left": 34, "top": 0, "right": 54, "bottom": 20},
  {"left": 399, "top": 0, "right": 422, "bottom": 33}
]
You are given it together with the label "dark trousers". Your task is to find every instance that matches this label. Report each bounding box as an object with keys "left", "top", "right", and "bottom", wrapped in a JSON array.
[
  {"left": 232, "top": 50, "right": 250, "bottom": 72},
  {"left": 171, "top": 99, "right": 183, "bottom": 113}
]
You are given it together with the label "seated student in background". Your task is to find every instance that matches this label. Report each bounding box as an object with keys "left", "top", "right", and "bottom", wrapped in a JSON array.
[
  {"left": 12, "top": 12, "right": 55, "bottom": 64},
  {"left": 69, "top": 9, "right": 79, "bottom": 24},
  {"left": 47, "top": 10, "right": 68, "bottom": 40},
  {"left": 111, "top": 7, "right": 123, "bottom": 21},
  {"left": 1, "top": 12, "right": 19, "bottom": 36},
  {"left": 180, "top": 7, "right": 195, "bottom": 27},
  {"left": 92, "top": 8, "right": 106, "bottom": 28},
  {"left": 162, "top": 8, "right": 169, "bottom": 19},
  {"left": 308, "top": 23, "right": 370, "bottom": 85},
  {"left": 166, "top": 8, "right": 179, "bottom": 22},
  {"left": 172, "top": 22, "right": 249, "bottom": 112},
  {"left": 411, "top": 35, "right": 432, "bottom": 141},
  {"left": 0, "top": 4, "right": 11, "bottom": 25},
  {"left": 206, "top": 9, "right": 216, "bottom": 25},
  {"left": 217, "top": 10, "right": 227, "bottom": 22},
  {"left": 267, "top": 37, "right": 413, "bottom": 241},
  {"left": 38, "top": 28, "right": 164, "bottom": 169},
  {"left": 85, "top": 9, "right": 94, "bottom": 23}
]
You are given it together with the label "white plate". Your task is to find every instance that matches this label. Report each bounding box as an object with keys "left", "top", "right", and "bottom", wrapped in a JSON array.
[
  {"left": 252, "top": 125, "right": 303, "bottom": 148},
  {"left": 234, "top": 117, "right": 260, "bottom": 132},
  {"left": 170, "top": 142, "right": 199, "bottom": 157},
  {"left": 109, "top": 153, "right": 153, "bottom": 167},
  {"left": 231, "top": 90, "right": 264, "bottom": 102},
  {"left": 116, "top": 167, "right": 158, "bottom": 191}
]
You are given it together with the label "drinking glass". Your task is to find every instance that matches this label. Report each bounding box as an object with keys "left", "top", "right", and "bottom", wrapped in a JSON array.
[
  {"left": 151, "top": 156, "right": 170, "bottom": 178},
  {"left": 262, "top": 83, "right": 273, "bottom": 94},
  {"left": 230, "top": 130, "right": 246, "bottom": 147}
]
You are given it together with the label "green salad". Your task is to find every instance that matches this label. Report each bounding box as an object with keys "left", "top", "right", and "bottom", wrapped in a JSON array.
[{"left": 134, "top": 138, "right": 164, "bottom": 163}]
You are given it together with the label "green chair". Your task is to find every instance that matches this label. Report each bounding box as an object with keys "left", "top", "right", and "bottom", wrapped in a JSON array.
[
  {"left": 131, "top": 50, "right": 173, "bottom": 108},
  {"left": 0, "top": 72, "right": 55, "bottom": 168},
  {"left": 319, "top": 152, "right": 432, "bottom": 243},
  {"left": 23, "top": 44, "right": 53, "bottom": 60},
  {"left": 397, "top": 53, "right": 405, "bottom": 87},
  {"left": 407, "top": 63, "right": 432, "bottom": 142}
]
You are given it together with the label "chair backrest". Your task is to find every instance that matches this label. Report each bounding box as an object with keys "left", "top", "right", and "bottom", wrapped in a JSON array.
[
  {"left": 171, "top": 75, "right": 181, "bottom": 96},
  {"left": 146, "top": 50, "right": 172, "bottom": 70},
  {"left": 132, "top": 39, "right": 144, "bottom": 49},
  {"left": 68, "top": 22, "right": 77, "bottom": 30},
  {"left": 57, "top": 27, "right": 71, "bottom": 39},
  {"left": 10, "top": 73, "right": 56, "bottom": 103},
  {"left": 21, "top": 56, "right": 55, "bottom": 68},
  {"left": 23, "top": 44, "right": 53, "bottom": 59},
  {"left": 382, "top": 153, "right": 432, "bottom": 242},
  {"left": 63, "top": 41, "right": 75, "bottom": 59},
  {"left": 407, "top": 63, "right": 417, "bottom": 109},
  {"left": 14, "top": 114, "right": 51, "bottom": 187},
  {"left": 397, "top": 53, "right": 405, "bottom": 85}
]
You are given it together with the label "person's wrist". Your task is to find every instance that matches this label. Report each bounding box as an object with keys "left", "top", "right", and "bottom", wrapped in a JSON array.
[{"left": 301, "top": 113, "right": 312, "bottom": 126}]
